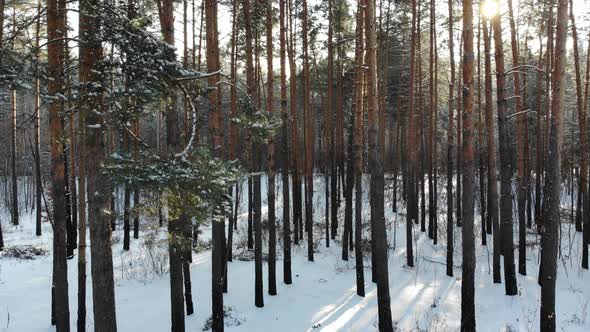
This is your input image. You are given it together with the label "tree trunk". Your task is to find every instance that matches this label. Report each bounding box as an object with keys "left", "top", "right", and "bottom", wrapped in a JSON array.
[
  {"left": 582, "top": 32, "right": 590, "bottom": 269},
  {"left": 11, "top": 81, "right": 18, "bottom": 227},
  {"left": 353, "top": 0, "right": 365, "bottom": 297},
  {"left": 63, "top": 142, "right": 74, "bottom": 259},
  {"left": 48, "top": 0, "right": 70, "bottom": 328},
  {"left": 456, "top": 35, "right": 463, "bottom": 229},
  {"left": 446, "top": 0, "right": 455, "bottom": 277},
  {"left": 279, "top": 0, "right": 292, "bottom": 284},
  {"left": 327, "top": 0, "right": 334, "bottom": 245},
  {"left": 366, "top": 0, "right": 393, "bottom": 329},
  {"left": 205, "top": 0, "right": 225, "bottom": 328},
  {"left": 0, "top": 0, "right": 4, "bottom": 250},
  {"left": 241, "top": 0, "right": 263, "bottom": 309},
  {"left": 34, "top": 0, "right": 42, "bottom": 237},
  {"left": 406, "top": 0, "right": 418, "bottom": 269},
  {"left": 132, "top": 121, "right": 140, "bottom": 239},
  {"left": 266, "top": 0, "right": 277, "bottom": 296},
  {"left": 159, "top": 0, "right": 186, "bottom": 330},
  {"left": 302, "top": 0, "right": 314, "bottom": 262},
  {"left": 433, "top": 39, "right": 439, "bottom": 245},
  {"left": 417, "top": 2, "right": 426, "bottom": 234},
  {"left": 77, "top": 67, "right": 88, "bottom": 332},
  {"left": 540, "top": 0, "right": 567, "bottom": 329},
  {"left": 123, "top": 140, "right": 131, "bottom": 251},
  {"left": 461, "top": 0, "right": 476, "bottom": 328},
  {"left": 535, "top": 36, "right": 548, "bottom": 235},
  {"left": 491, "top": 10, "right": 518, "bottom": 296},
  {"left": 477, "top": 18, "right": 486, "bottom": 246},
  {"left": 80, "top": 0, "right": 117, "bottom": 329},
  {"left": 427, "top": 0, "right": 436, "bottom": 241},
  {"left": 483, "top": 17, "right": 500, "bottom": 284},
  {"left": 227, "top": 0, "right": 238, "bottom": 264},
  {"left": 507, "top": 0, "right": 527, "bottom": 276},
  {"left": 287, "top": 0, "right": 301, "bottom": 247}
]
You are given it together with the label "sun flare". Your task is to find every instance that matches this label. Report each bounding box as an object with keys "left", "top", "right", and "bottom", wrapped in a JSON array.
[{"left": 481, "top": 0, "right": 499, "bottom": 18}]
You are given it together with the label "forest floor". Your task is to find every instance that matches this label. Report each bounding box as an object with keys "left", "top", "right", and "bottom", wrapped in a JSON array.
[{"left": 1, "top": 175, "right": 590, "bottom": 331}]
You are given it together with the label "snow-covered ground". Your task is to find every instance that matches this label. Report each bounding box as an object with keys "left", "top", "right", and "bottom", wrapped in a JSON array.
[{"left": 1, "top": 175, "right": 589, "bottom": 331}]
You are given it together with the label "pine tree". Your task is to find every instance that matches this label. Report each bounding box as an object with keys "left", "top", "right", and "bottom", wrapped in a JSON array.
[
  {"left": 266, "top": 0, "right": 277, "bottom": 296},
  {"left": 32, "top": 0, "right": 42, "bottom": 237},
  {"left": 353, "top": 0, "right": 365, "bottom": 297},
  {"left": 491, "top": 6, "right": 518, "bottom": 296},
  {"left": 48, "top": 0, "right": 70, "bottom": 328},
  {"left": 366, "top": 0, "right": 393, "bottom": 329},
  {"left": 279, "top": 0, "right": 292, "bottom": 284},
  {"left": 406, "top": 0, "right": 418, "bottom": 268},
  {"left": 482, "top": 16, "right": 500, "bottom": 284},
  {"left": 461, "top": 0, "right": 476, "bottom": 328},
  {"left": 302, "top": 0, "right": 314, "bottom": 262},
  {"left": 446, "top": 0, "right": 455, "bottom": 277},
  {"left": 540, "top": 0, "right": 567, "bottom": 329},
  {"left": 205, "top": 0, "right": 225, "bottom": 328},
  {"left": 80, "top": 0, "right": 117, "bottom": 330},
  {"left": 158, "top": 0, "right": 186, "bottom": 330},
  {"left": 507, "top": 0, "right": 527, "bottom": 276}
]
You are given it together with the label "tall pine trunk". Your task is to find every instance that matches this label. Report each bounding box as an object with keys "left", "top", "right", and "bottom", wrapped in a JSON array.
[
  {"left": 366, "top": 0, "right": 393, "bottom": 329},
  {"left": 406, "top": 0, "right": 418, "bottom": 268},
  {"left": 483, "top": 17, "right": 501, "bottom": 284},
  {"left": 302, "top": 0, "right": 314, "bottom": 262},
  {"left": 461, "top": 0, "right": 476, "bottom": 328},
  {"left": 279, "top": 0, "right": 292, "bottom": 284},
  {"left": 80, "top": 0, "right": 117, "bottom": 329},
  {"left": 582, "top": 32, "right": 590, "bottom": 269},
  {"left": 353, "top": 0, "right": 365, "bottom": 297},
  {"left": 491, "top": 9, "right": 518, "bottom": 296},
  {"left": 48, "top": 0, "right": 70, "bottom": 328},
  {"left": 266, "top": 0, "right": 277, "bottom": 296},
  {"left": 507, "top": 0, "right": 527, "bottom": 276},
  {"left": 34, "top": 0, "right": 42, "bottom": 237},
  {"left": 446, "top": 0, "right": 455, "bottom": 277},
  {"left": 159, "top": 0, "right": 186, "bottom": 330},
  {"left": 540, "top": 0, "right": 567, "bottom": 329},
  {"left": 205, "top": 0, "right": 225, "bottom": 328}
]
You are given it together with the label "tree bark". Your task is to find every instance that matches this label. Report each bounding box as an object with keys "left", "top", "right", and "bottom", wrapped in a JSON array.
[
  {"left": 406, "top": 0, "right": 417, "bottom": 268},
  {"left": 205, "top": 0, "right": 225, "bottom": 328},
  {"left": 540, "top": 0, "right": 567, "bottom": 329},
  {"left": 77, "top": 68, "right": 88, "bottom": 332},
  {"left": 366, "top": 0, "right": 393, "bottom": 329},
  {"left": 483, "top": 17, "right": 500, "bottom": 284},
  {"left": 461, "top": 0, "right": 476, "bottom": 328},
  {"left": 477, "top": 17, "right": 486, "bottom": 246},
  {"left": 491, "top": 9, "right": 518, "bottom": 296},
  {"left": 80, "top": 0, "right": 117, "bottom": 329},
  {"left": 34, "top": 0, "right": 42, "bottom": 237},
  {"left": 570, "top": 0, "right": 588, "bottom": 243},
  {"left": 428, "top": 0, "right": 436, "bottom": 241},
  {"left": 302, "top": 0, "right": 314, "bottom": 263},
  {"left": 353, "top": 0, "right": 365, "bottom": 297},
  {"left": 159, "top": 1, "right": 186, "bottom": 330},
  {"left": 582, "top": 32, "right": 590, "bottom": 269},
  {"left": 48, "top": 0, "right": 70, "bottom": 328},
  {"left": 326, "top": 0, "right": 334, "bottom": 245},
  {"left": 446, "top": 0, "right": 455, "bottom": 277},
  {"left": 507, "top": 0, "right": 527, "bottom": 276},
  {"left": 279, "top": 0, "right": 292, "bottom": 284},
  {"left": 10, "top": 75, "right": 18, "bottom": 227},
  {"left": 266, "top": 0, "right": 277, "bottom": 296},
  {"left": 287, "top": 0, "right": 301, "bottom": 247}
]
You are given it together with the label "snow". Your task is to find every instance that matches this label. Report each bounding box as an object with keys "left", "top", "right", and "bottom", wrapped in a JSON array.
[{"left": 1, "top": 175, "right": 589, "bottom": 331}]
